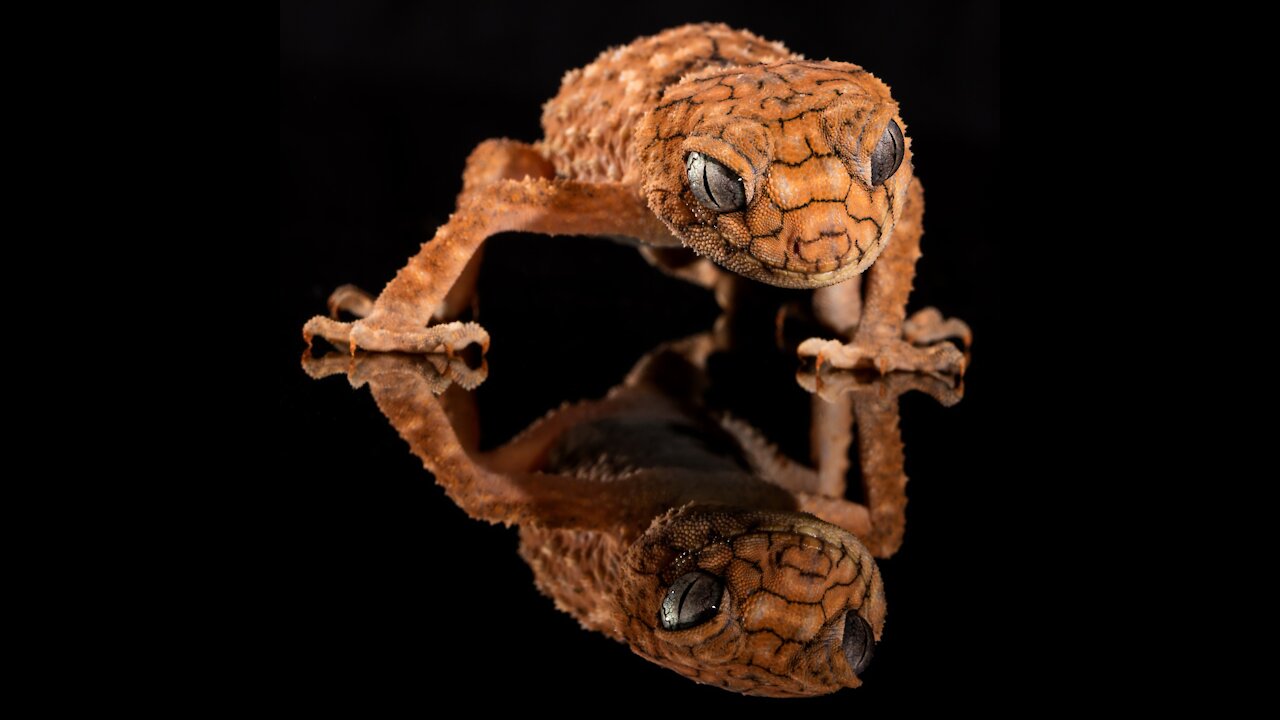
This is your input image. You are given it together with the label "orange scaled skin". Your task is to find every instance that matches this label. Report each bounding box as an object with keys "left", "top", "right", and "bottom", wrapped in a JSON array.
[
  {"left": 635, "top": 60, "right": 910, "bottom": 287},
  {"left": 303, "top": 23, "right": 970, "bottom": 376}
]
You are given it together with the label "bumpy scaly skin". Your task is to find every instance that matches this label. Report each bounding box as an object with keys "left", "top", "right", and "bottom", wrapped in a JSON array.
[
  {"left": 305, "top": 328, "right": 961, "bottom": 697},
  {"left": 301, "top": 24, "right": 972, "bottom": 695},
  {"left": 636, "top": 58, "right": 910, "bottom": 288},
  {"left": 539, "top": 25, "right": 792, "bottom": 184},
  {"left": 302, "top": 23, "right": 970, "bottom": 377},
  {"left": 617, "top": 506, "right": 884, "bottom": 696}
]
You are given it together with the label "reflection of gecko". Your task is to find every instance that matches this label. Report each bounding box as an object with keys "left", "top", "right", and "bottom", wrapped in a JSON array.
[
  {"left": 303, "top": 23, "right": 970, "bottom": 375},
  {"left": 305, "top": 340, "right": 960, "bottom": 697}
]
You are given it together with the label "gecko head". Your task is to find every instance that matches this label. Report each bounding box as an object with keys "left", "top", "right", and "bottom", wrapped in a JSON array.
[
  {"left": 616, "top": 504, "right": 885, "bottom": 697},
  {"left": 635, "top": 60, "right": 913, "bottom": 289}
]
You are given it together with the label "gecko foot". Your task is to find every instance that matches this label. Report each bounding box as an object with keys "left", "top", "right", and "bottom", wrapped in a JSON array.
[
  {"left": 797, "top": 336, "right": 966, "bottom": 377},
  {"left": 903, "top": 307, "right": 971, "bottom": 349},
  {"left": 303, "top": 316, "right": 490, "bottom": 357}
]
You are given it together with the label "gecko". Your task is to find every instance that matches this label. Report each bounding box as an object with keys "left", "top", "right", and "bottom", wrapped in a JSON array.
[
  {"left": 302, "top": 23, "right": 971, "bottom": 374},
  {"left": 304, "top": 333, "right": 962, "bottom": 697}
]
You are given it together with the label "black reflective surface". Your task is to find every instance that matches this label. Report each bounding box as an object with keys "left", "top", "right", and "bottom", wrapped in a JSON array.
[{"left": 281, "top": 0, "right": 1000, "bottom": 708}]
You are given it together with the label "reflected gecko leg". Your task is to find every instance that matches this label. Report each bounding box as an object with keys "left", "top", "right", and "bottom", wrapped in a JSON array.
[
  {"left": 328, "top": 353, "right": 632, "bottom": 529},
  {"left": 795, "top": 370, "right": 961, "bottom": 557}
]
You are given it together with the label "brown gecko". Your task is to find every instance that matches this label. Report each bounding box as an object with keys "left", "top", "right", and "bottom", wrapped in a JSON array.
[
  {"left": 304, "top": 335, "right": 961, "bottom": 697},
  {"left": 302, "top": 23, "right": 971, "bottom": 374}
]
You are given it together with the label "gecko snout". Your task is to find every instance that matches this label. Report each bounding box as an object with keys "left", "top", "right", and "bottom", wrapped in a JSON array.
[
  {"left": 719, "top": 169, "right": 890, "bottom": 290},
  {"left": 777, "top": 203, "right": 876, "bottom": 275}
]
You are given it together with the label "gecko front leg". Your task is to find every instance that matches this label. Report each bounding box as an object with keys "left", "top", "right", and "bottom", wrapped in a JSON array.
[
  {"left": 303, "top": 142, "right": 670, "bottom": 355},
  {"left": 798, "top": 179, "right": 971, "bottom": 377}
]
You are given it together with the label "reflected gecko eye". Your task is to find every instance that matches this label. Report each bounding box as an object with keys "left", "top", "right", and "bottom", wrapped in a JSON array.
[
  {"left": 659, "top": 571, "right": 724, "bottom": 630},
  {"left": 685, "top": 152, "right": 746, "bottom": 212},
  {"left": 871, "top": 120, "right": 905, "bottom": 186},
  {"left": 842, "top": 612, "right": 875, "bottom": 675}
]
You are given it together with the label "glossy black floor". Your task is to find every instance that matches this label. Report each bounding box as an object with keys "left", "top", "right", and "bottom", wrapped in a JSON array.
[{"left": 281, "top": 1, "right": 1001, "bottom": 708}]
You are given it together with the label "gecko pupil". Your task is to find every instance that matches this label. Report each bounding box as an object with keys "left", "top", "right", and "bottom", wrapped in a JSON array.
[
  {"left": 871, "top": 120, "right": 905, "bottom": 186},
  {"left": 660, "top": 571, "right": 723, "bottom": 630},
  {"left": 842, "top": 612, "right": 875, "bottom": 675},
  {"left": 686, "top": 152, "right": 746, "bottom": 212}
]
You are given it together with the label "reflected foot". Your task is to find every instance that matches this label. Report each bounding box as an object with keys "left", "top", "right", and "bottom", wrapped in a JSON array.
[
  {"left": 795, "top": 366, "right": 963, "bottom": 406},
  {"left": 301, "top": 349, "right": 488, "bottom": 392}
]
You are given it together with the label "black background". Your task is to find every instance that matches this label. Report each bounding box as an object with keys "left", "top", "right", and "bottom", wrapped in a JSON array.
[{"left": 281, "top": 0, "right": 1000, "bottom": 708}]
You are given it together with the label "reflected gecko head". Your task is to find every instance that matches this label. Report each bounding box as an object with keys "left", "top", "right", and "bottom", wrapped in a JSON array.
[
  {"left": 636, "top": 60, "right": 913, "bottom": 290},
  {"left": 616, "top": 504, "right": 885, "bottom": 698}
]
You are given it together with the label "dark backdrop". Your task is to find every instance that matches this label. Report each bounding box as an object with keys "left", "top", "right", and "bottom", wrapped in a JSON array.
[{"left": 281, "top": 0, "right": 1000, "bottom": 709}]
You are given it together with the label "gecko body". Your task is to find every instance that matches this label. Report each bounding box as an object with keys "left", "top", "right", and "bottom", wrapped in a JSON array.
[{"left": 303, "top": 23, "right": 970, "bottom": 376}]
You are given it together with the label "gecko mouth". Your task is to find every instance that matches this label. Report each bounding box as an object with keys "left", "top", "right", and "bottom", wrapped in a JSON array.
[
  {"left": 646, "top": 505, "right": 876, "bottom": 584},
  {"left": 751, "top": 262, "right": 863, "bottom": 289},
  {"left": 650, "top": 504, "right": 880, "bottom": 604},
  {"left": 689, "top": 232, "right": 873, "bottom": 289},
  {"left": 707, "top": 514, "right": 867, "bottom": 562}
]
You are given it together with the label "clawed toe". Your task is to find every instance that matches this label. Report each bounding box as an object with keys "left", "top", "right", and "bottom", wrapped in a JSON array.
[
  {"left": 350, "top": 320, "right": 490, "bottom": 356},
  {"left": 797, "top": 338, "right": 841, "bottom": 365},
  {"left": 303, "top": 316, "right": 354, "bottom": 352},
  {"left": 904, "top": 307, "right": 972, "bottom": 349},
  {"left": 327, "top": 284, "right": 375, "bottom": 319}
]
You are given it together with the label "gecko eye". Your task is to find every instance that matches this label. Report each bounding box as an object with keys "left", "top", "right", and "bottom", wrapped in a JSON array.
[
  {"left": 842, "top": 612, "right": 875, "bottom": 675},
  {"left": 871, "top": 120, "right": 905, "bottom": 186},
  {"left": 686, "top": 152, "right": 746, "bottom": 212},
  {"left": 660, "top": 571, "right": 724, "bottom": 630}
]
